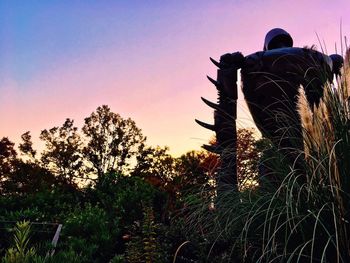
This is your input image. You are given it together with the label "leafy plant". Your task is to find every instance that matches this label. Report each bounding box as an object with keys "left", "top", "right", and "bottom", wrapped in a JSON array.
[
  {"left": 60, "top": 204, "right": 117, "bottom": 263},
  {"left": 125, "top": 206, "right": 166, "bottom": 263},
  {"left": 2, "top": 221, "right": 36, "bottom": 263}
]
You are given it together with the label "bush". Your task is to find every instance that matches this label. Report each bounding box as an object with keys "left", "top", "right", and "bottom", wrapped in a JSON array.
[{"left": 60, "top": 204, "right": 119, "bottom": 263}]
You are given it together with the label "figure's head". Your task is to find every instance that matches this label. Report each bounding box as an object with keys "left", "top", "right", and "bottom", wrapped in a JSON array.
[{"left": 264, "top": 28, "right": 293, "bottom": 51}]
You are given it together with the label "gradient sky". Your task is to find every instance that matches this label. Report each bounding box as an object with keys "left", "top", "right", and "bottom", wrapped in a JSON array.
[{"left": 1, "top": 1, "right": 350, "bottom": 156}]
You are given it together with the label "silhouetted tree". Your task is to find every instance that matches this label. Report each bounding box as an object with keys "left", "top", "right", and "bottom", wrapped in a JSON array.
[
  {"left": 133, "top": 147, "right": 218, "bottom": 215},
  {"left": 40, "top": 118, "right": 84, "bottom": 186},
  {"left": 0, "top": 137, "right": 18, "bottom": 192},
  {"left": 82, "top": 105, "right": 146, "bottom": 178},
  {"left": 0, "top": 137, "right": 17, "bottom": 173},
  {"left": 134, "top": 147, "right": 215, "bottom": 193},
  {"left": 133, "top": 146, "right": 176, "bottom": 183},
  {"left": 18, "top": 131, "right": 36, "bottom": 161},
  {"left": 0, "top": 135, "right": 58, "bottom": 195},
  {"left": 177, "top": 151, "right": 212, "bottom": 187},
  {"left": 2, "top": 161, "right": 57, "bottom": 195}
]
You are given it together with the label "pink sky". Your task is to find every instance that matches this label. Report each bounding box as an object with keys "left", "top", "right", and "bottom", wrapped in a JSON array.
[{"left": 0, "top": 1, "right": 350, "bottom": 156}]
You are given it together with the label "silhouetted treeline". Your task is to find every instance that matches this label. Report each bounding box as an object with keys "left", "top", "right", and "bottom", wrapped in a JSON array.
[{"left": 0, "top": 105, "right": 260, "bottom": 262}]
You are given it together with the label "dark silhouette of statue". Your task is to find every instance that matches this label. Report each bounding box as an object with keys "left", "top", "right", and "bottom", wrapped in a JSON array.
[{"left": 196, "top": 28, "right": 344, "bottom": 193}]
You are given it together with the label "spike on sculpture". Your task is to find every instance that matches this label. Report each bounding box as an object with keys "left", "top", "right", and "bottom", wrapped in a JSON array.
[{"left": 197, "top": 28, "right": 344, "bottom": 194}]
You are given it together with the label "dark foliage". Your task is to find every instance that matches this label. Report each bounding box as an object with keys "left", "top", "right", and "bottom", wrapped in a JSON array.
[{"left": 0, "top": 105, "right": 264, "bottom": 262}]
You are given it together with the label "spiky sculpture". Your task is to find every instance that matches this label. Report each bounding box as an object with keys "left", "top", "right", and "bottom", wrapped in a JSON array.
[
  {"left": 196, "top": 52, "right": 244, "bottom": 192},
  {"left": 197, "top": 28, "right": 343, "bottom": 193}
]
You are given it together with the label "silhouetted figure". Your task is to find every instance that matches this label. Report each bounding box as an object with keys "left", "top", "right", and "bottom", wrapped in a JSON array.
[{"left": 196, "top": 28, "right": 343, "bottom": 193}]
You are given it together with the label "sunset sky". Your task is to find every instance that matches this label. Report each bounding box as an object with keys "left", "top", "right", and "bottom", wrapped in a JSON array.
[{"left": 1, "top": 1, "right": 350, "bottom": 156}]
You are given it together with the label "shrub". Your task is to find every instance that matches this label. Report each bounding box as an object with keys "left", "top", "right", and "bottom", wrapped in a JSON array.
[
  {"left": 2, "top": 221, "right": 36, "bottom": 263},
  {"left": 59, "top": 204, "right": 119, "bottom": 263}
]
